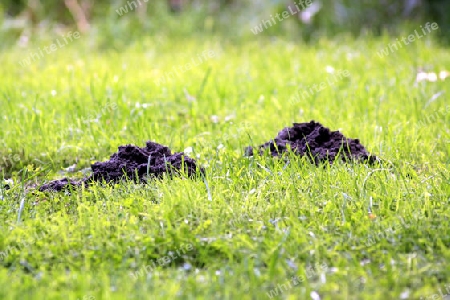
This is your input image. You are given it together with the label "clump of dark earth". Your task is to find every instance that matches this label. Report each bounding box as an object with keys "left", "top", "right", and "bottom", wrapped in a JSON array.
[
  {"left": 38, "top": 178, "right": 79, "bottom": 192},
  {"left": 39, "top": 141, "right": 203, "bottom": 192},
  {"left": 245, "top": 120, "right": 377, "bottom": 164}
]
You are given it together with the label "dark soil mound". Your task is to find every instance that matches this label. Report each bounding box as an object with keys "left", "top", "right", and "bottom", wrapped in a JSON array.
[
  {"left": 40, "top": 141, "right": 203, "bottom": 192},
  {"left": 39, "top": 178, "right": 80, "bottom": 192},
  {"left": 245, "top": 121, "right": 376, "bottom": 164}
]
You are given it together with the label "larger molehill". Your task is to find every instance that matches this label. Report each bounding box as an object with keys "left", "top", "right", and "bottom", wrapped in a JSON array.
[
  {"left": 245, "top": 120, "right": 376, "bottom": 164},
  {"left": 39, "top": 141, "right": 203, "bottom": 192}
]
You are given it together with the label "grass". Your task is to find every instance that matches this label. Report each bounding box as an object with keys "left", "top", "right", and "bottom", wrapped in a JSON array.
[{"left": 0, "top": 32, "right": 449, "bottom": 300}]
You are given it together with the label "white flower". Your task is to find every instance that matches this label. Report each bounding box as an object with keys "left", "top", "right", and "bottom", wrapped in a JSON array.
[
  {"left": 211, "top": 115, "right": 219, "bottom": 123},
  {"left": 310, "top": 291, "right": 321, "bottom": 300},
  {"left": 4, "top": 179, "right": 14, "bottom": 186}
]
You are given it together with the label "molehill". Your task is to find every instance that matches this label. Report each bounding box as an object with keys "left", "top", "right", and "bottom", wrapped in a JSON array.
[
  {"left": 39, "top": 141, "right": 203, "bottom": 192},
  {"left": 245, "top": 120, "right": 376, "bottom": 164},
  {"left": 39, "top": 121, "right": 376, "bottom": 192}
]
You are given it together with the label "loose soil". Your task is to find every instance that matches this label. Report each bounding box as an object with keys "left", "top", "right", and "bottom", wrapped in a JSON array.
[
  {"left": 39, "top": 141, "right": 203, "bottom": 192},
  {"left": 245, "top": 121, "right": 377, "bottom": 164},
  {"left": 40, "top": 121, "right": 375, "bottom": 191}
]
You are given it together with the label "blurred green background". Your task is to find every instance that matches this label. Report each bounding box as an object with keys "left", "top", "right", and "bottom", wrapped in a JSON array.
[{"left": 1, "top": 0, "right": 449, "bottom": 48}]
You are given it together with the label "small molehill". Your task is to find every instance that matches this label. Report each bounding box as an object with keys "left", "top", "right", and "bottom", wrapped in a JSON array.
[
  {"left": 245, "top": 121, "right": 376, "bottom": 164},
  {"left": 39, "top": 141, "right": 203, "bottom": 192}
]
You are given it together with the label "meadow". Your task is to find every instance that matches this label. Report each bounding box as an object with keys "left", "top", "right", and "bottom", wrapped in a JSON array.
[{"left": 0, "top": 30, "right": 449, "bottom": 299}]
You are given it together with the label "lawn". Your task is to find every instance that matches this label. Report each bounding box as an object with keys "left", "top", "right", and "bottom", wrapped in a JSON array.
[{"left": 0, "top": 33, "right": 449, "bottom": 300}]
